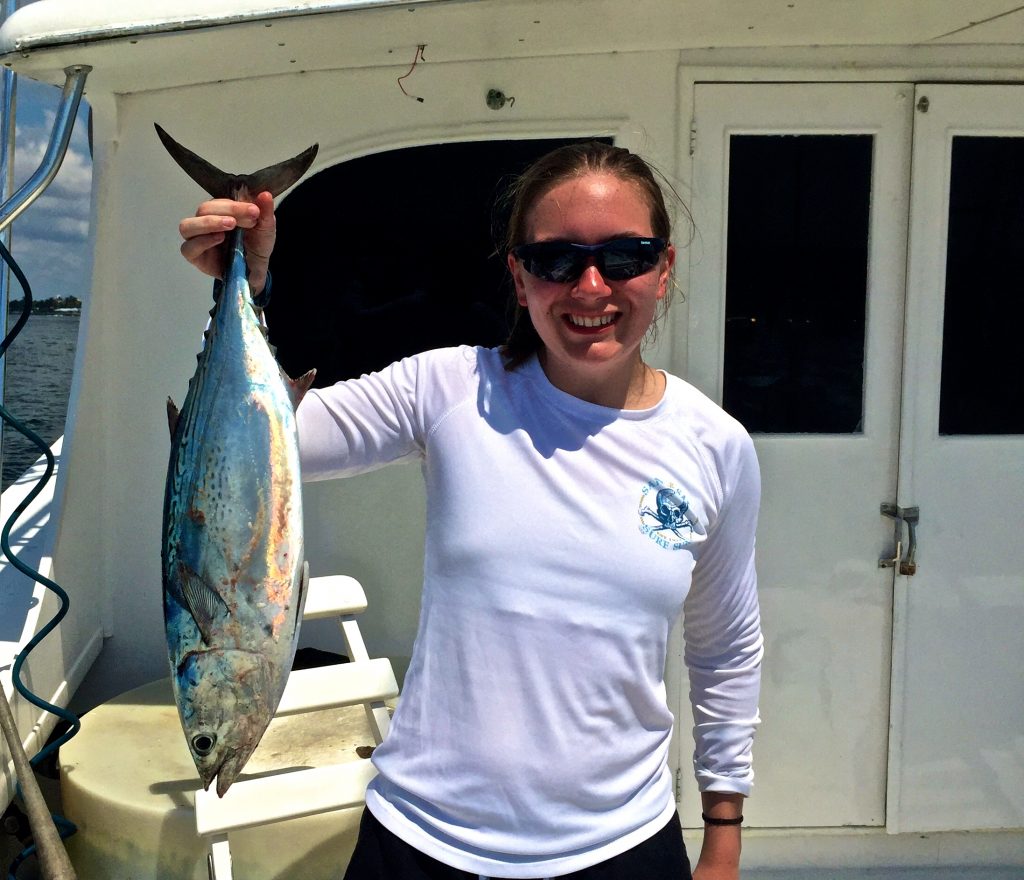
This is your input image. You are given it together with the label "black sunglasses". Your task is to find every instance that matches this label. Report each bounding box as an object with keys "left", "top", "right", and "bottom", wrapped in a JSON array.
[{"left": 512, "top": 237, "right": 667, "bottom": 283}]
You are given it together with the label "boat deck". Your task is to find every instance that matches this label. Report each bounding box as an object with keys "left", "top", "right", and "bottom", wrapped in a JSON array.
[
  {"left": 2, "top": 767, "right": 1022, "bottom": 878},
  {"left": 2, "top": 822, "right": 1021, "bottom": 880},
  {"left": 748, "top": 872, "right": 1020, "bottom": 879}
]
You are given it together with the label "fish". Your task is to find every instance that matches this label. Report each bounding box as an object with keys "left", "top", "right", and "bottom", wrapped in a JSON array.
[{"left": 157, "top": 124, "right": 319, "bottom": 797}]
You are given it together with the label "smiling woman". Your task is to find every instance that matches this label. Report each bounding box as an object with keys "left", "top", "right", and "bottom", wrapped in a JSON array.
[
  {"left": 506, "top": 167, "right": 675, "bottom": 409},
  {"left": 177, "top": 137, "right": 761, "bottom": 880}
]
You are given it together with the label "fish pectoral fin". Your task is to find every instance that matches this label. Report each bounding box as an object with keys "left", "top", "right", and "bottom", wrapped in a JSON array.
[
  {"left": 285, "top": 369, "right": 317, "bottom": 410},
  {"left": 167, "top": 398, "right": 180, "bottom": 438},
  {"left": 178, "top": 563, "right": 228, "bottom": 645}
]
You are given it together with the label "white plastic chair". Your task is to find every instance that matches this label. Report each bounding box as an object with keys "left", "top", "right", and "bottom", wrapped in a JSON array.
[{"left": 194, "top": 574, "right": 398, "bottom": 880}]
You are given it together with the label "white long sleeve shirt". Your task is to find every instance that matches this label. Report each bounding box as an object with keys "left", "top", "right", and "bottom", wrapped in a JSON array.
[{"left": 298, "top": 346, "right": 762, "bottom": 878}]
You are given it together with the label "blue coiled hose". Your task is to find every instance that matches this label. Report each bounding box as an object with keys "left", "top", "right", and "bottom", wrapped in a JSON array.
[{"left": 0, "top": 237, "right": 79, "bottom": 878}]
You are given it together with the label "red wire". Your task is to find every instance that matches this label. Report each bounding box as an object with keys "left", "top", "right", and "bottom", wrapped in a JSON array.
[{"left": 398, "top": 44, "right": 426, "bottom": 102}]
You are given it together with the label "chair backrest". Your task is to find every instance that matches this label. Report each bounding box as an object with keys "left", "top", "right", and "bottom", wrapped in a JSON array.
[{"left": 195, "top": 572, "right": 398, "bottom": 880}]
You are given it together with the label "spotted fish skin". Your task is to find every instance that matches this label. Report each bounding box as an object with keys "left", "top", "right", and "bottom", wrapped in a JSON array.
[{"left": 159, "top": 126, "right": 317, "bottom": 797}]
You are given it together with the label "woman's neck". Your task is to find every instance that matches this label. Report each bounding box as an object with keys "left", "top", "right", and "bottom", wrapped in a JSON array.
[{"left": 537, "top": 351, "right": 665, "bottom": 410}]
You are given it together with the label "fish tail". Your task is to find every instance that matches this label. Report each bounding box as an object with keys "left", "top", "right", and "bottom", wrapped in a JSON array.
[{"left": 155, "top": 124, "right": 319, "bottom": 201}]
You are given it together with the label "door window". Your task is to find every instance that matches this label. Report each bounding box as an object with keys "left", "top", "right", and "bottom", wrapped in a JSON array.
[
  {"left": 939, "top": 135, "right": 1024, "bottom": 435},
  {"left": 723, "top": 134, "right": 873, "bottom": 433}
]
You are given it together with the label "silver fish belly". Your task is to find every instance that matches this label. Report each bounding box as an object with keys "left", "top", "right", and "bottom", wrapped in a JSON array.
[{"left": 159, "top": 126, "right": 317, "bottom": 796}]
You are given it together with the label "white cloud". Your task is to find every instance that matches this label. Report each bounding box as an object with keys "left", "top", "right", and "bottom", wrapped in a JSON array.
[
  {"left": 4, "top": 93, "right": 94, "bottom": 303},
  {"left": 18, "top": 189, "right": 91, "bottom": 239},
  {"left": 4, "top": 240, "right": 87, "bottom": 302},
  {"left": 14, "top": 120, "right": 92, "bottom": 200},
  {"left": 52, "top": 217, "right": 90, "bottom": 238}
]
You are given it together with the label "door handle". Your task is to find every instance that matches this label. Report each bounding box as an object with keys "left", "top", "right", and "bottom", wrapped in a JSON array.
[{"left": 880, "top": 502, "right": 919, "bottom": 576}]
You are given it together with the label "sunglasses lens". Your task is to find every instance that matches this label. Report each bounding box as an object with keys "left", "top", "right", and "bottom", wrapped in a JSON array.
[
  {"left": 515, "top": 238, "right": 665, "bottom": 282},
  {"left": 519, "top": 244, "right": 583, "bottom": 282},
  {"left": 600, "top": 243, "right": 659, "bottom": 280}
]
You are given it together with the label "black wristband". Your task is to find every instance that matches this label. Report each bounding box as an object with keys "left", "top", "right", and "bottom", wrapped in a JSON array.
[
  {"left": 701, "top": 812, "right": 743, "bottom": 826},
  {"left": 252, "top": 269, "right": 272, "bottom": 308}
]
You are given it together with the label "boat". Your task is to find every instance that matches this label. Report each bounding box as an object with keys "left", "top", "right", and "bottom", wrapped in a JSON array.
[{"left": 0, "top": 1, "right": 1022, "bottom": 876}]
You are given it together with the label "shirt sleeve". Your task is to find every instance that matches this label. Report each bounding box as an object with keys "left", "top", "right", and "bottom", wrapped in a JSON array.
[
  {"left": 296, "top": 355, "right": 427, "bottom": 481},
  {"left": 682, "top": 428, "right": 763, "bottom": 795}
]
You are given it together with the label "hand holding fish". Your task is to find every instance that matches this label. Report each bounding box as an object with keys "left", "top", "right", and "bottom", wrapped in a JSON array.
[{"left": 179, "top": 191, "right": 276, "bottom": 296}]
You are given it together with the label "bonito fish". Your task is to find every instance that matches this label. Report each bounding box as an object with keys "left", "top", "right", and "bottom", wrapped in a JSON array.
[{"left": 158, "top": 124, "right": 318, "bottom": 796}]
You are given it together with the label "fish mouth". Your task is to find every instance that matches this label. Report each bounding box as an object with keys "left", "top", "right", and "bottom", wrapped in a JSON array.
[
  {"left": 215, "top": 768, "right": 236, "bottom": 799},
  {"left": 202, "top": 748, "right": 248, "bottom": 798}
]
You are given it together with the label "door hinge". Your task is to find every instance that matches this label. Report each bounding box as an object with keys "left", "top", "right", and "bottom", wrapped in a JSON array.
[
  {"left": 689, "top": 118, "right": 697, "bottom": 156},
  {"left": 674, "top": 767, "right": 682, "bottom": 803},
  {"left": 880, "top": 502, "right": 920, "bottom": 576}
]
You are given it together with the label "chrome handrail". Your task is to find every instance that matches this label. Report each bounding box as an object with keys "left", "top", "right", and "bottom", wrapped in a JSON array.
[
  {"left": 0, "top": 0, "right": 19, "bottom": 469},
  {"left": 0, "top": 54, "right": 90, "bottom": 485},
  {"left": 0, "top": 64, "right": 91, "bottom": 236}
]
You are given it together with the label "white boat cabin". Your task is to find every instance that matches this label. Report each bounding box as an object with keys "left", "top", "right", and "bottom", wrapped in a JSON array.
[{"left": 0, "top": 0, "right": 1021, "bottom": 871}]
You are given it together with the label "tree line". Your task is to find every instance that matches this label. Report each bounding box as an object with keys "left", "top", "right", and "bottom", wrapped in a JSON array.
[{"left": 7, "top": 296, "right": 82, "bottom": 313}]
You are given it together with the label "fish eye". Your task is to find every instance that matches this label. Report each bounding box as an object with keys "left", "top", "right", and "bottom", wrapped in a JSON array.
[{"left": 192, "top": 733, "right": 216, "bottom": 756}]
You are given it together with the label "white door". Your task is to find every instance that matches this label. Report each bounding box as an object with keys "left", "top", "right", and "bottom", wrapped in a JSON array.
[
  {"left": 888, "top": 84, "right": 1024, "bottom": 833},
  {"left": 686, "top": 83, "right": 914, "bottom": 828}
]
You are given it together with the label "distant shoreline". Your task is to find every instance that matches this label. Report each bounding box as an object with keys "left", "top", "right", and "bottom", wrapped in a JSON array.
[{"left": 7, "top": 297, "right": 82, "bottom": 316}]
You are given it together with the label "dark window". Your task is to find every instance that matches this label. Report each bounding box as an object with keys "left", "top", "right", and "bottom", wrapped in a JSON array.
[
  {"left": 267, "top": 139, "right": 606, "bottom": 385},
  {"left": 722, "top": 134, "right": 872, "bottom": 433},
  {"left": 939, "top": 136, "right": 1024, "bottom": 435}
]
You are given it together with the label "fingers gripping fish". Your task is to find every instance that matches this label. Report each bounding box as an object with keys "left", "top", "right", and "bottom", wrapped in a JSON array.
[{"left": 158, "top": 125, "right": 318, "bottom": 797}]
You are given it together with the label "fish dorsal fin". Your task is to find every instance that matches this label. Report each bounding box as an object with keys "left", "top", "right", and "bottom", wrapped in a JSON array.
[
  {"left": 178, "top": 562, "right": 227, "bottom": 645},
  {"left": 155, "top": 124, "right": 318, "bottom": 200},
  {"left": 167, "top": 397, "right": 180, "bottom": 438},
  {"left": 285, "top": 369, "right": 317, "bottom": 410}
]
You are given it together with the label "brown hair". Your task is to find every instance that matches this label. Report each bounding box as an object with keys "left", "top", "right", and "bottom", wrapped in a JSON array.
[{"left": 499, "top": 141, "right": 675, "bottom": 370}]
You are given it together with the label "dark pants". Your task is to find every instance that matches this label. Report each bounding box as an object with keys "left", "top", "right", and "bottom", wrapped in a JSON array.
[{"left": 343, "top": 809, "right": 692, "bottom": 880}]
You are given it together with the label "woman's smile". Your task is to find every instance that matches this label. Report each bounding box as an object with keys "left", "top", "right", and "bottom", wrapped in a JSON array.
[{"left": 564, "top": 311, "right": 621, "bottom": 330}]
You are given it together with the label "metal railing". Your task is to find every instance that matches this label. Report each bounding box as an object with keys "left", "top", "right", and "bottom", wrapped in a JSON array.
[
  {"left": 0, "top": 0, "right": 19, "bottom": 473},
  {"left": 0, "top": 0, "right": 90, "bottom": 476}
]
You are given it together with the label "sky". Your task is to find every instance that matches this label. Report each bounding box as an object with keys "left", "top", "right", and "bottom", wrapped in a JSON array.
[{"left": 5, "top": 73, "right": 93, "bottom": 304}]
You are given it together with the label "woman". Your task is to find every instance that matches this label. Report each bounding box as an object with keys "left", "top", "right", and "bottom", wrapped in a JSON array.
[{"left": 179, "top": 142, "right": 762, "bottom": 880}]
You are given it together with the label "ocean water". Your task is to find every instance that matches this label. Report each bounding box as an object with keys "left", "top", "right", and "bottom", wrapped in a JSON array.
[{"left": 1, "top": 312, "right": 80, "bottom": 490}]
